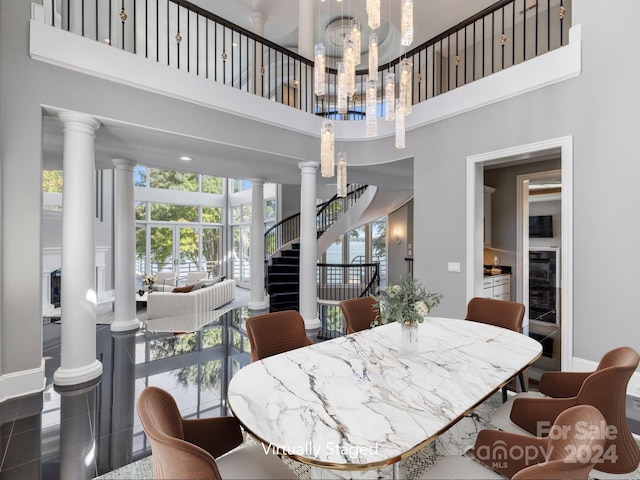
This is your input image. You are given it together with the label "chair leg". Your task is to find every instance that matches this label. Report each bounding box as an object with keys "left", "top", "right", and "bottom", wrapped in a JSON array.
[{"left": 501, "top": 385, "right": 508, "bottom": 403}]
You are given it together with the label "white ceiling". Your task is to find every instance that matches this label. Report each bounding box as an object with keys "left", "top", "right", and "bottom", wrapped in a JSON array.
[{"left": 43, "top": 1, "right": 498, "bottom": 188}]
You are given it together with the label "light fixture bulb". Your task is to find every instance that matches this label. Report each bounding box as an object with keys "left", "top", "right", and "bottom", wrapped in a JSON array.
[
  {"left": 343, "top": 35, "right": 356, "bottom": 96},
  {"left": 351, "top": 18, "right": 362, "bottom": 66},
  {"left": 337, "top": 152, "right": 347, "bottom": 197},
  {"left": 368, "top": 33, "right": 378, "bottom": 85},
  {"left": 401, "top": 0, "right": 414, "bottom": 47},
  {"left": 321, "top": 121, "right": 335, "bottom": 177},
  {"left": 366, "top": 0, "right": 380, "bottom": 30},
  {"left": 366, "top": 78, "right": 377, "bottom": 137},
  {"left": 395, "top": 98, "right": 406, "bottom": 149},
  {"left": 314, "top": 43, "right": 326, "bottom": 97},
  {"left": 337, "top": 62, "right": 347, "bottom": 114},
  {"left": 384, "top": 73, "right": 395, "bottom": 122},
  {"left": 399, "top": 58, "right": 413, "bottom": 116}
]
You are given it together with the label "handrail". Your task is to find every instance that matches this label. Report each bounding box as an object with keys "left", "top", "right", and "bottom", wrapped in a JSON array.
[
  {"left": 264, "top": 185, "right": 368, "bottom": 260},
  {"left": 316, "top": 262, "right": 380, "bottom": 301}
]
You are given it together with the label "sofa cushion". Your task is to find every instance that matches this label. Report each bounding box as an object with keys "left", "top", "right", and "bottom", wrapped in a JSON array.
[
  {"left": 172, "top": 285, "right": 194, "bottom": 293},
  {"left": 193, "top": 277, "right": 221, "bottom": 289}
]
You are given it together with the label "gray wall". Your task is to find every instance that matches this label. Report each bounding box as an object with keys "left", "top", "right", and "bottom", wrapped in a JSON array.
[
  {"left": 387, "top": 200, "right": 413, "bottom": 285},
  {"left": 412, "top": 0, "right": 640, "bottom": 361}
]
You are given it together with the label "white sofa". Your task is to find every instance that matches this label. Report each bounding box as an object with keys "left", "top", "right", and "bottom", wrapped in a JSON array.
[{"left": 146, "top": 278, "right": 236, "bottom": 320}]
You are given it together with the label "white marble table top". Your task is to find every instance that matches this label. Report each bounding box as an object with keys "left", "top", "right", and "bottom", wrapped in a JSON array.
[{"left": 227, "top": 317, "right": 542, "bottom": 471}]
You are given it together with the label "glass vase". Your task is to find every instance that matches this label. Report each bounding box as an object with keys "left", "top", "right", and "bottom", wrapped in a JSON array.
[{"left": 400, "top": 322, "right": 419, "bottom": 355}]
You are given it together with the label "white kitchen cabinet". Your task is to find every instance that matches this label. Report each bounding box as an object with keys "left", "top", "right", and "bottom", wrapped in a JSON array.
[
  {"left": 482, "top": 273, "right": 511, "bottom": 301},
  {"left": 484, "top": 186, "right": 496, "bottom": 247}
]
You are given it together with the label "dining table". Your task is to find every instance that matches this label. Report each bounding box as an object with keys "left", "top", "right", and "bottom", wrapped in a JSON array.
[{"left": 227, "top": 317, "right": 542, "bottom": 477}]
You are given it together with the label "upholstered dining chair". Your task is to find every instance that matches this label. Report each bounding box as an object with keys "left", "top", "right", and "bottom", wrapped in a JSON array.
[
  {"left": 339, "top": 296, "right": 380, "bottom": 335},
  {"left": 421, "top": 404, "right": 607, "bottom": 480},
  {"left": 465, "top": 297, "right": 527, "bottom": 402},
  {"left": 137, "top": 386, "right": 297, "bottom": 480},
  {"left": 245, "top": 310, "right": 313, "bottom": 362},
  {"left": 491, "top": 346, "right": 640, "bottom": 476}
]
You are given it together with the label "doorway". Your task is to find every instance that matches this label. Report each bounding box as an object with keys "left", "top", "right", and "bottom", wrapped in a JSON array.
[{"left": 466, "top": 137, "right": 573, "bottom": 372}]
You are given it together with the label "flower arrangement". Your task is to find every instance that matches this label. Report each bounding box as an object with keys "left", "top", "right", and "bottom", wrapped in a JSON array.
[
  {"left": 143, "top": 274, "right": 156, "bottom": 287},
  {"left": 373, "top": 277, "right": 443, "bottom": 325}
]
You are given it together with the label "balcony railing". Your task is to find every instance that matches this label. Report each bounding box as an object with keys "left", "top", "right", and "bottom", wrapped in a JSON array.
[{"left": 47, "top": 0, "right": 571, "bottom": 118}]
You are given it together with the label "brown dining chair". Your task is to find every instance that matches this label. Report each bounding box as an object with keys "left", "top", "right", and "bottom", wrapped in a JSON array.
[
  {"left": 245, "top": 310, "right": 313, "bottom": 362},
  {"left": 137, "top": 386, "right": 297, "bottom": 480},
  {"left": 491, "top": 346, "right": 640, "bottom": 476},
  {"left": 465, "top": 297, "right": 527, "bottom": 402},
  {"left": 339, "top": 296, "right": 380, "bottom": 335},
  {"left": 421, "top": 404, "right": 607, "bottom": 480}
]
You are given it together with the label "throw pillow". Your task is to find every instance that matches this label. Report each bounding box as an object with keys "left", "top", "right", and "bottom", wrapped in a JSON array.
[{"left": 172, "top": 285, "right": 194, "bottom": 293}]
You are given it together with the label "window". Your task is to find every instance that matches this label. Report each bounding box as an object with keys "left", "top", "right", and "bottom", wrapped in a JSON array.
[{"left": 150, "top": 203, "right": 198, "bottom": 222}]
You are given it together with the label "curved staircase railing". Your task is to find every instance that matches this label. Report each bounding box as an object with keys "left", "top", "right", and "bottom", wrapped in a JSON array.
[{"left": 264, "top": 184, "right": 368, "bottom": 261}]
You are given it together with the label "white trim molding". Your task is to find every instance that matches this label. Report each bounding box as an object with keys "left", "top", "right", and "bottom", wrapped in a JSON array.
[{"left": 0, "top": 360, "right": 46, "bottom": 403}]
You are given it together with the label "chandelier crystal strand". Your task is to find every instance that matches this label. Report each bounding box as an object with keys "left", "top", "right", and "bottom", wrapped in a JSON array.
[
  {"left": 337, "top": 62, "right": 347, "bottom": 114},
  {"left": 314, "top": 43, "right": 326, "bottom": 97},
  {"left": 395, "top": 98, "right": 406, "bottom": 149},
  {"left": 321, "top": 121, "right": 335, "bottom": 177},
  {"left": 401, "top": 0, "right": 414, "bottom": 47},
  {"left": 399, "top": 58, "right": 412, "bottom": 116},
  {"left": 343, "top": 34, "right": 356, "bottom": 96},
  {"left": 351, "top": 18, "right": 362, "bottom": 66},
  {"left": 368, "top": 33, "right": 378, "bottom": 84},
  {"left": 366, "top": 0, "right": 380, "bottom": 30},
  {"left": 337, "top": 152, "right": 347, "bottom": 197},
  {"left": 366, "top": 77, "right": 377, "bottom": 137},
  {"left": 384, "top": 73, "right": 395, "bottom": 121}
]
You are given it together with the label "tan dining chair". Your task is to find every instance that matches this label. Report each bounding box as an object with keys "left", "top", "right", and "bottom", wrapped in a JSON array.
[
  {"left": 245, "top": 310, "right": 313, "bottom": 362},
  {"left": 339, "top": 296, "right": 380, "bottom": 335},
  {"left": 465, "top": 297, "right": 527, "bottom": 402},
  {"left": 137, "top": 386, "right": 297, "bottom": 480},
  {"left": 491, "top": 346, "right": 640, "bottom": 476},
  {"left": 421, "top": 404, "right": 607, "bottom": 480}
]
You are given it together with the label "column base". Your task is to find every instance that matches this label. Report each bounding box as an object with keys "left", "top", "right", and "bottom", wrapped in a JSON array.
[
  {"left": 304, "top": 317, "right": 321, "bottom": 343},
  {"left": 54, "top": 359, "right": 103, "bottom": 387},
  {"left": 247, "top": 300, "right": 269, "bottom": 311},
  {"left": 110, "top": 318, "right": 141, "bottom": 332}
]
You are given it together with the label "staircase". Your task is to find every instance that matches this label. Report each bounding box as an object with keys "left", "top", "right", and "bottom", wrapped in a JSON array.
[{"left": 266, "top": 244, "right": 300, "bottom": 312}]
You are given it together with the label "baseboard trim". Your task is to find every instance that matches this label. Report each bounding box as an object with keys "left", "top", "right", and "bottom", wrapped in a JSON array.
[{"left": 0, "top": 360, "right": 46, "bottom": 403}]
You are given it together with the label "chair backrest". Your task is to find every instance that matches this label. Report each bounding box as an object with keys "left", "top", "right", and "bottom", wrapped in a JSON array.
[
  {"left": 185, "top": 271, "right": 208, "bottom": 284},
  {"left": 512, "top": 405, "right": 607, "bottom": 480},
  {"left": 465, "top": 297, "right": 525, "bottom": 333},
  {"left": 245, "top": 310, "right": 313, "bottom": 362},
  {"left": 137, "top": 386, "right": 222, "bottom": 479},
  {"left": 156, "top": 271, "right": 177, "bottom": 287},
  {"left": 340, "top": 296, "right": 379, "bottom": 335}
]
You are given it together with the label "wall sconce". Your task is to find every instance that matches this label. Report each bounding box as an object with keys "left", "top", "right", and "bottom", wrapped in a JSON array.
[{"left": 393, "top": 228, "right": 402, "bottom": 245}]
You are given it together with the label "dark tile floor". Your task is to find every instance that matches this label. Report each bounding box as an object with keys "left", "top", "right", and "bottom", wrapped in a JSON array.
[
  {"left": 1, "top": 305, "right": 639, "bottom": 479},
  {"left": 0, "top": 306, "right": 255, "bottom": 479}
]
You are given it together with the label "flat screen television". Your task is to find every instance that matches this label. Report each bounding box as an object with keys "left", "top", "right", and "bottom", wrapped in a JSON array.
[{"left": 529, "top": 215, "right": 553, "bottom": 238}]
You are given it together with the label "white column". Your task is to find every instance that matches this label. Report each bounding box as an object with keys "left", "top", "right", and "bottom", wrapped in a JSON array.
[
  {"left": 250, "top": 10, "right": 267, "bottom": 36},
  {"left": 54, "top": 111, "right": 103, "bottom": 386},
  {"left": 298, "top": 162, "right": 320, "bottom": 336},
  {"left": 248, "top": 178, "right": 268, "bottom": 310},
  {"left": 111, "top": 159, "right": 141, "bottom": 332},
  {"left": 298, "top": 0, "right": 315, "bottom": 59}
]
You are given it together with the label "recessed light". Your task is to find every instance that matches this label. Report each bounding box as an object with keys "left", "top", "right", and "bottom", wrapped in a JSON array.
[{"left": 179, "top": 156, "right": 192, "bottom": 161}]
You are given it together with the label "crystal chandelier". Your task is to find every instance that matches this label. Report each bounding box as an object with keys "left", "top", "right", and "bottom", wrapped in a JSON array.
[
  {"left": 343, "top": 35, "right": 356, "bottom": 96},
  {"left": 321, "top": 120, "right": 335, "bottom": 177},
  {"left": 314, "top": 43, "right": 326, "bottom": 97},
  {"left": 399, "top": 58, "right": 412, "bottom": 116},
  {"left": 351, "top": 18, "right": 361, "bottom": 66},
  {"left": 366, "top": 0, "right": 380, "bottom": 30},
  {"left": 337, "top": 152, "right": 347, "bottom": 197},
  {"left": 385, "top": 73, "right": 395, "bottom": 122},
  {"left": 368, "top": 33, "right": 378, "bottom": 84},
  {"left": 395, "top": 99, "right": 405, "bottom": 149},
  {"left": 401, "top": 0, "right": 414, "bottom": 47},
  {"left": 366, "top": 78, "right": 377, "bottom": 137},
  {"left": 337, "top": 62, "right": 347, "bottom": 114}
]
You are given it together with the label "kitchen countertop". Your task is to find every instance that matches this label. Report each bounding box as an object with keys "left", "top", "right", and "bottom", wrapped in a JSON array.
[{"left": 483, "top": 266, "right": 512, "bottom": 277}]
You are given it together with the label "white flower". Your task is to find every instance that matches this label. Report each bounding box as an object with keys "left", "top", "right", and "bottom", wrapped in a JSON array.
[
  {"left": 143, "top": 274, "right": 156, "bottom": 286},
  {"left": 414, "top": 301, "right": 430, "bottom": 317},
  {"left": 391, "top": 284, "right": 402, "bottom": 293}
]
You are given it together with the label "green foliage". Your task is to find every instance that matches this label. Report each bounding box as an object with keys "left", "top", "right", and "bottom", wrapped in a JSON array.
[
  {"left": 150, "top": 169, "right": 198, "bottom": 192},
  {"left": 373, "top": 277, "right": 442, "bottom": 325},
  {"left": 43, "top": 170, "right": 63, "bottom": 193}
]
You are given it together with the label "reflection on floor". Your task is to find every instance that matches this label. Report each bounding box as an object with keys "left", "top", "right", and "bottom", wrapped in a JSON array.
[{"left": 1, "top": 289, "right": 639, "bottom": 479}]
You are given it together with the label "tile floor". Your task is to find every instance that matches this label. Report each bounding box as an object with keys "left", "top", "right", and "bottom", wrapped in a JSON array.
[{"left": 1, "top": 290, "right": 639, "bottom": 479}]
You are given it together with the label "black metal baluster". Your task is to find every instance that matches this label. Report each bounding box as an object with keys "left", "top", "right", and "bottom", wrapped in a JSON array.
[
  {"left": 535, "top": 0, "right": 539, "bottom": 55},
  {"left": 511, "top": 1, "right": 515, "bottom": 66},
  {"left": 166, "top": 0, "right": 169, "bottom": 66},
  {"left": 134, "top": 0, "right": 137, "bottom": 54},
  {"left": 214, "top": 22, "right": 217, "bottom": 82},
  {"left": 447, "top": 35, "right": 450, "bottom": 91},
  {"left": 95, "top": 0, "right": 98, "bottom": 40},
  {"left": 187, "top": 8, "right": 190, "bottom": 73},
  {"left": 156, "top": 0, "right": 159, "bottom": 62},
  {"left": 473, "top": 21, "right": 476, "bottom": 81},
  {"left": 455, "top": 30, "right": 458, "bottom": 88},
  {"left": 196, "top": 12, "right": 199, "bottom": 75},
  {"left": 560, "top": 0, "right": 564, "bottom": 46},
  {"left": 176, "top": 5, "right": 180, "bottom": 69},
  {"left": 81, "top": 0, "right": 85, "bottom": 36},
  {"left": 464, "top": 25, "right": 467, "bottom": 85},
  {"left": 491, "top": 11, "right": 495, "bottom": 73},
  {"left": 501, "top": 7, "right": 505, "bottom": 70},
  {"left": 222, "top": 25, "right": 226, "bottom": 85},
  {"left": 547, "top": 0, "right": 551, "bottom": 52}
]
